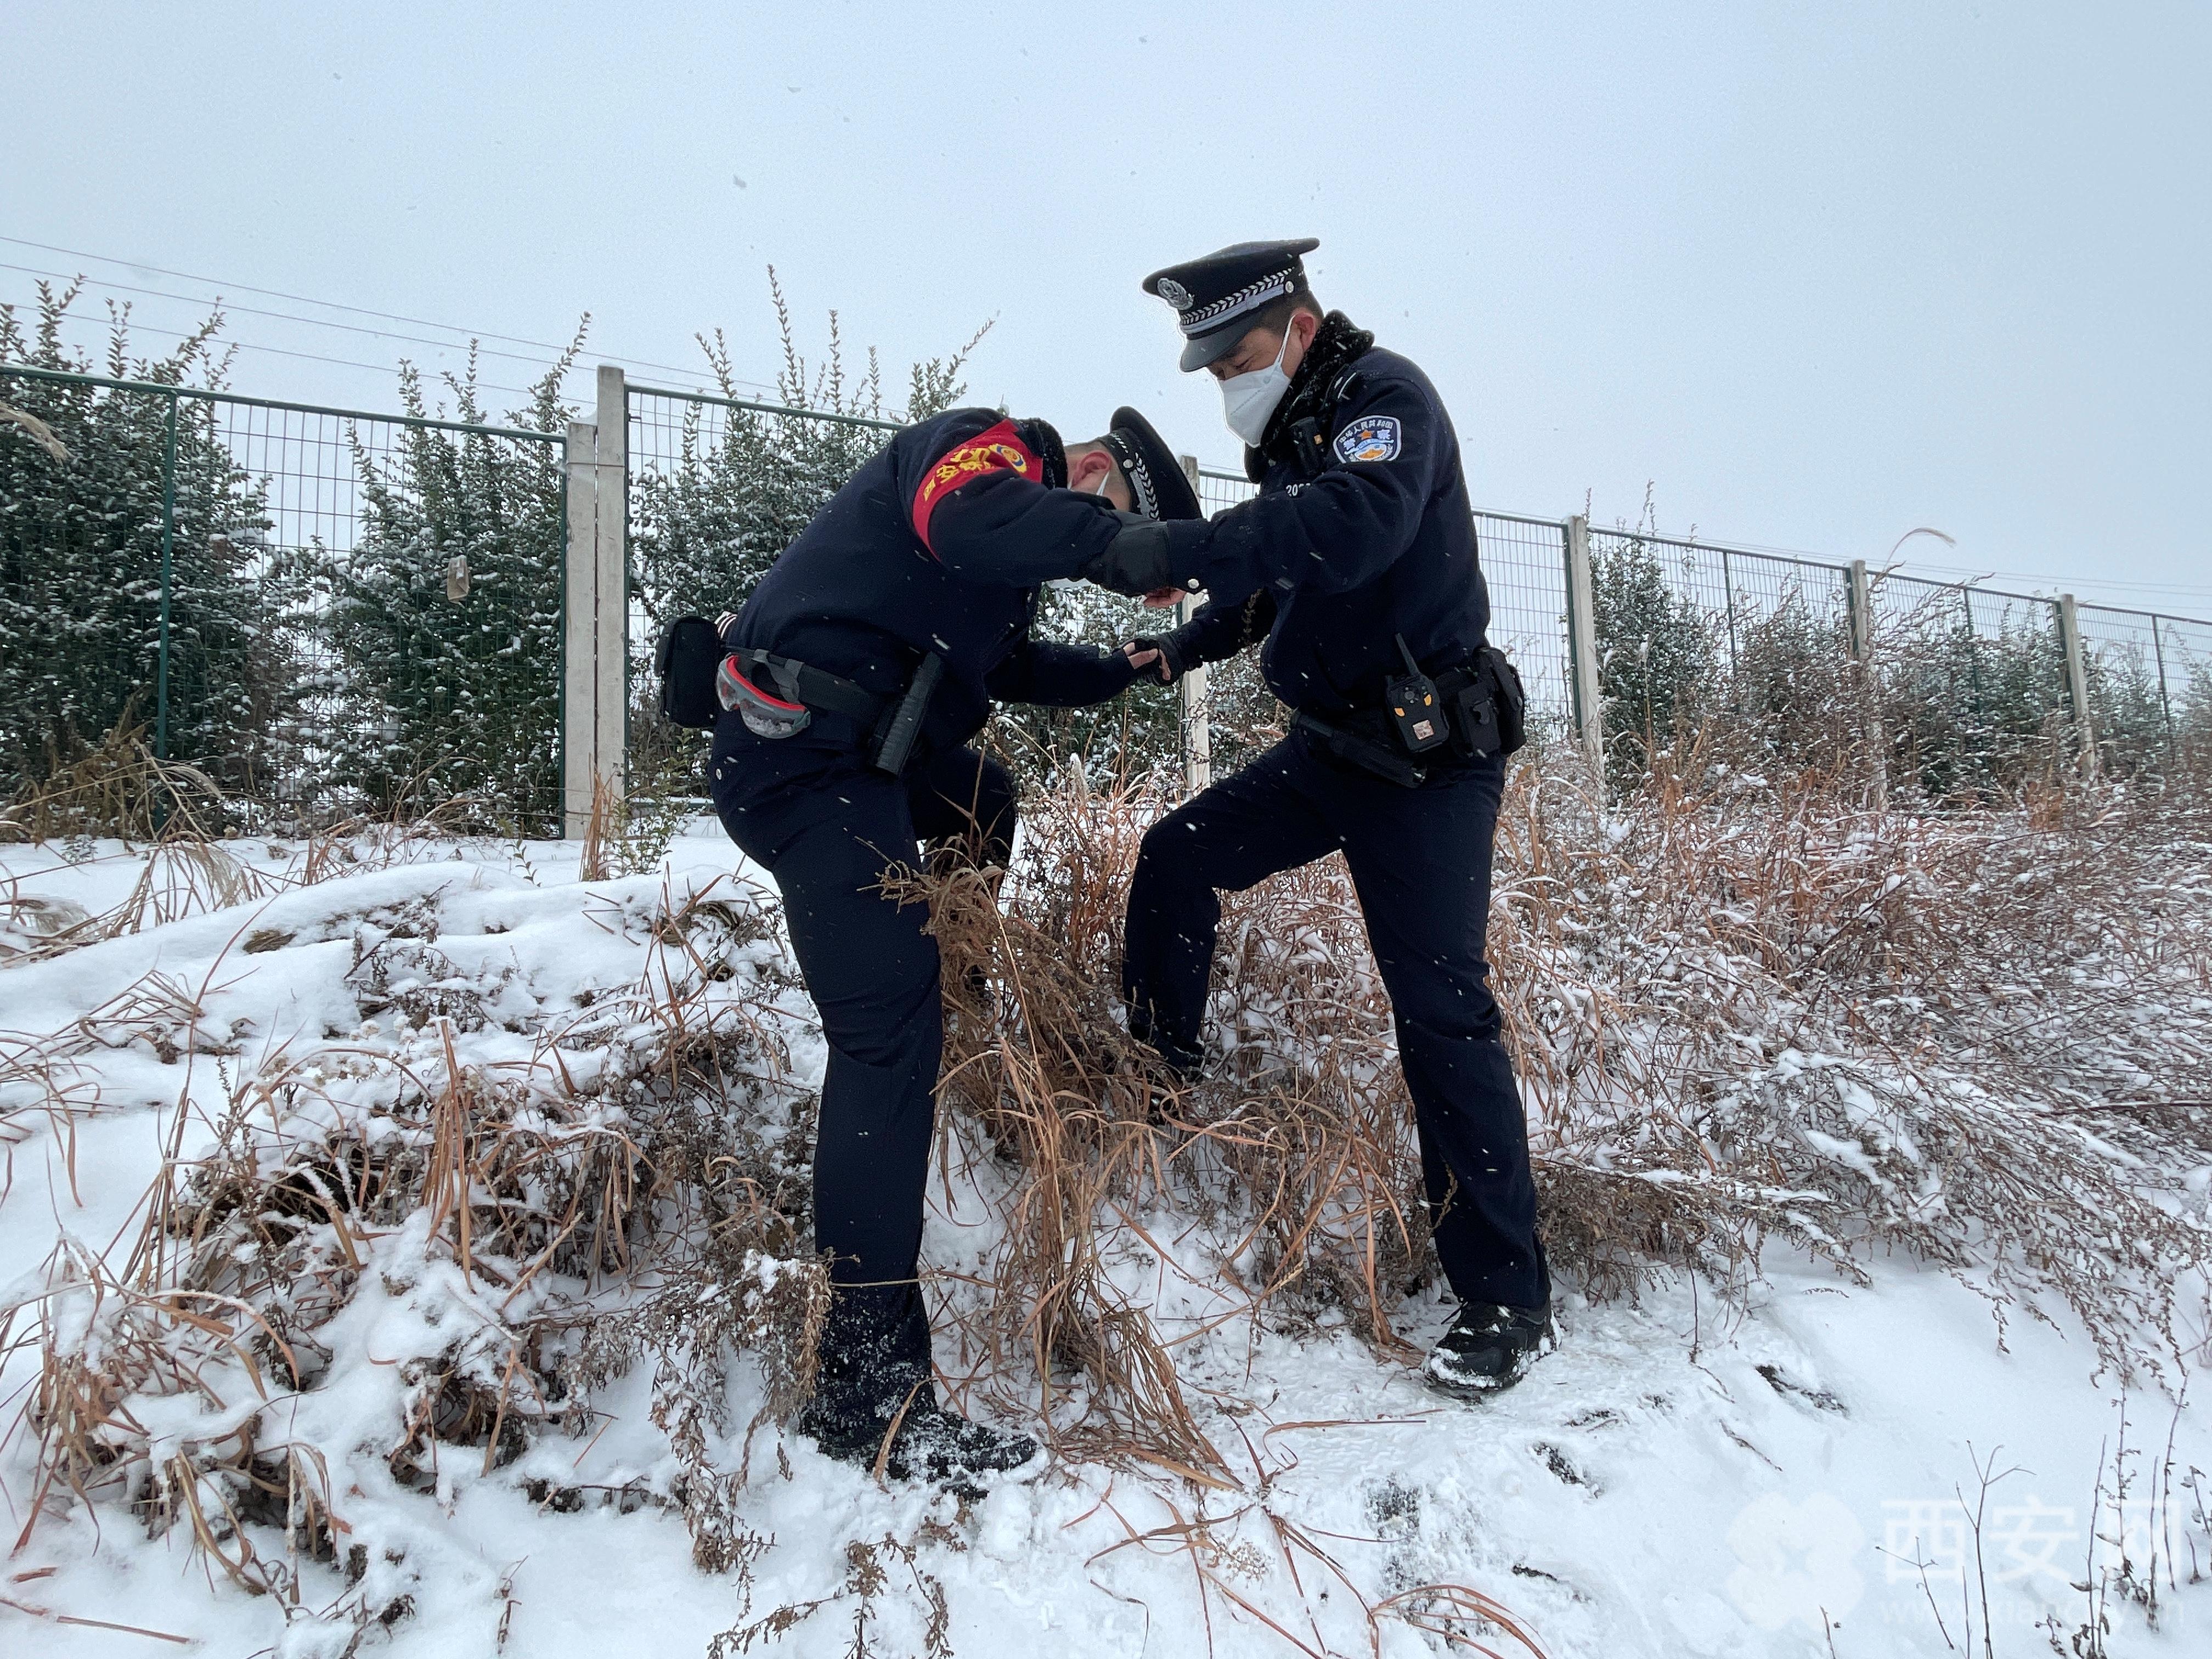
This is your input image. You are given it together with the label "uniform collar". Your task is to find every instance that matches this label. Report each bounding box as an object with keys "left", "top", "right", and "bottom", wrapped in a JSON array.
[{"left": 1248, "top": 311, "right": 1378, "bottom": 477}]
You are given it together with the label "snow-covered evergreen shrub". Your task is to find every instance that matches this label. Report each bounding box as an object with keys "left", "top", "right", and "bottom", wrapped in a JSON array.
[
  {"left": 2181, "top": 660, "right": 2212, "bottom": 760},
  {"left": 1726, "top": 587, "right": 1850, "bottom": 734},
  {"left": 2083, "top": 641, "right": 2177, "bottom": 776},
  {"left": 0, "top": 285, "right": 281, "bottom": 800},
  {"left": 1590, "top": 534, "right": 1717, "bottom": 785},
  {"left": 319, "top": 345, "right": 580, "bottom": 831},
  {"left": 1873, "top": 599, "right": 2071, "bottom": 799}
]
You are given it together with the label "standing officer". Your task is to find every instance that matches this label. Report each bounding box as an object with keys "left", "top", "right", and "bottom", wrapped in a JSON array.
[
  {"left": 1096, "top": 240, "right": 1553, "bottom": 1396},
  {"left": 710, "top": 402, "right": 1199, "bottom": 1486}
]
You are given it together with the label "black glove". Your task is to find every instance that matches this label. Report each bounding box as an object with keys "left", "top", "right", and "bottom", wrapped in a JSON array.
[
  {"left": 1126, "top": 633, "right": 1190, "bottom": 685},
  {"left": 1081, "top": 520, "right": 1198, "bottom": 599}
]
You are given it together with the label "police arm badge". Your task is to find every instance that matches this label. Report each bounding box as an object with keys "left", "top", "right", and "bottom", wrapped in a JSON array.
[
  {"left": 1334, "top": 415, "right": 1402, "bottom": 464},
  {"left": 910, "top": 417, "right": 1040, "bottom": 553}
]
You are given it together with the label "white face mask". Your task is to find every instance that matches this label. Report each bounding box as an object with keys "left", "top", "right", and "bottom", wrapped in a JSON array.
[{"left": 1217, "top": 320, "right": 1299, "bottom": 446}]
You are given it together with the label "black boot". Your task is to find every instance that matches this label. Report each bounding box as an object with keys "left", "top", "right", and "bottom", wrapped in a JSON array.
[
  {"left": 800, "top": 1396, "right": 1040, "bottom": 1497},
  {"left": 799, "top": 1284, "right": 1040, "bottom": 1496},
  {"left": 1422, "top": 1300, "right": 1554, "bottom": 1398}
]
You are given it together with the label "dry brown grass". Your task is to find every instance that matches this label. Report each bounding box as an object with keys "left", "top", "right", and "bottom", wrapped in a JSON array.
[
  {"left": 6, "top": 745, "right": 2209, "bottom": 1652},
  {"left": 0, "top": 709, "right": 225, "bottom": 847},
  {"left": 1494, "top": 749, "right": 2212, "bottom": 1378},
  {"left": 896, "top": 779, "right": 1439, "bottom": 1487},
  {"left": 3, "top": 871, "right": 825, "bottom": 1627},
  {"left": 877, "top": 752, "right": 2211, "bottom": 1509}
]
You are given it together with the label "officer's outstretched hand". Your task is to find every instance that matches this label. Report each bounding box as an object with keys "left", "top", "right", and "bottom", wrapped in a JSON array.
[
  {"left": 1082, "top": 520, "right": 1197, "bottom": 600},
  {"left": 1123, "top": 635, "right": 1187, "bottom": 684}
]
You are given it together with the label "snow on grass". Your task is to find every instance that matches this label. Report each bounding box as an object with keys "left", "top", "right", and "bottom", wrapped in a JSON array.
[{"left": 3, "top": 785, "right": 2210, "bottom": 1657}]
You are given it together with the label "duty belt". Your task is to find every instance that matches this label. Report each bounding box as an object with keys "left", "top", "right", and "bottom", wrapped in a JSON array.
[
  {"left": 1292, "top": 659, "right": 1506, "bottom": 788},
  {"left": 729, "top": 646, "right": 943, "bottom": 776}
]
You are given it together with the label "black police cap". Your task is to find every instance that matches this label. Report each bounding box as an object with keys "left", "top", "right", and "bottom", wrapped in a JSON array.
[
  {"left": 1142, "top": 238, "right": 1321, "bottom": 371},
  {"left": 1099, "top": 406, "right": 1201, "bottom": 523}
]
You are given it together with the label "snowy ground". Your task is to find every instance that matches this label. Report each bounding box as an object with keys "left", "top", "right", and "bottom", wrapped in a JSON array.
[{"left": 2, "top": 822, "right": 2205, "bottom": 1658}]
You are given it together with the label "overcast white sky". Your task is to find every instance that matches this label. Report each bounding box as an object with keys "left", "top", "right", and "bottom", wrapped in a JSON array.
[{"left": 4, "top": 2, "right": 2207, "bottom": 608}]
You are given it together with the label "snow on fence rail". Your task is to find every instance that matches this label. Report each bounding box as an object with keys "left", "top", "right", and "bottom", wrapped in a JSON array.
[{"left": 7, "top": 359, "right": 2209, "bottom": 833}]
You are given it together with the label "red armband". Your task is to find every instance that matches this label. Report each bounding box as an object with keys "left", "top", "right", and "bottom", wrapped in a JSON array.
[{"left": 909, "top": 418, "right": 1040, "bottom": 555}]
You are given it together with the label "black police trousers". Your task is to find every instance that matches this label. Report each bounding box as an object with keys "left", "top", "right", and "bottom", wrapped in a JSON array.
[
  {"left": 710, "top": 729, "right": 1015, "bottom": 1425},
  {"left": 1122, "top": 732, "right": 1549, "bottom": 1312}
]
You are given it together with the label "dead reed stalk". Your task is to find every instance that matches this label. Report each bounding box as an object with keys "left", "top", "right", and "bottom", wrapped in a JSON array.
[{"left": 9, "top": 745, "right": 2209, "bottom": 1650}]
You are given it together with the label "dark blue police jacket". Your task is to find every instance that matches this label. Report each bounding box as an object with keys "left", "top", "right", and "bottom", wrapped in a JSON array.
[
  {"left": 1161, "top": 346, "right": 1491, "bottom": 718},
  {"left": 724, "top": 407, "right": 1136, "bottom": 757}
]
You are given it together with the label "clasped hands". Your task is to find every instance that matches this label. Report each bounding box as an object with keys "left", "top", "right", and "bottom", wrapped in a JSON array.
[{"left": 1082, "top": 521, "right": 1199, "bottom": 684}]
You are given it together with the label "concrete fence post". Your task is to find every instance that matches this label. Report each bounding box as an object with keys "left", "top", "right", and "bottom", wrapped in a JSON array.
[
  {"left": 560, "top": 368, "right": 630, "bottom": 837},
  {"left": 2058, "top": 593, "right": 2097, "bottom": 779},
  {"left": 1847, "top": 558, "right": 1888, "bottom": 814},
  {"left": 591, "top": 365, "right": 629, "bottom": 815},
  {"left": 562, "top": 420, "right": 599, "bottom": 837},
  {"left": 1562, "top": 514, "right": 1604, "bottom": 792},
  {"left": 1176, "top": 453, "right": 1211, "bottom": 797},
  {"left": 2150, "top": 614, "right": 2176, "bottom": 763}
]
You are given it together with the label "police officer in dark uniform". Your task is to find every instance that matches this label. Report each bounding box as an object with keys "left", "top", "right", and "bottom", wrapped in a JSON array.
[
  {"left": 1092, "top": 240, "right": 1553, "bottom": 1396},
  {"left": 709, "top": 403, "right": 1200, "bottom": 1485}
]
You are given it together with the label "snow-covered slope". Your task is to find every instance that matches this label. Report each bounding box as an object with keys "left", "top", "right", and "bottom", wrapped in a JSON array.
[{"left": 2, "top": 823, "right": 2204, "bottom": 1658}]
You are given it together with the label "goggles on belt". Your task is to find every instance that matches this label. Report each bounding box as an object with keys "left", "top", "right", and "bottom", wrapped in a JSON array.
[{"left": 716, "top": 654, "right": 812, "bottom": 739}]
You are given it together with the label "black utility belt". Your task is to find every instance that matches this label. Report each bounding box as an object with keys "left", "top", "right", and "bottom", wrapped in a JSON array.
[
  {"left": 1295, "top": 645, "right": 1527, "bottom": 788},
  {"left": 724, "top": 646, "right": 943, "bottom": 776},
  {"left": 653, "top": 614, "right": 940, "bottom": 776}
]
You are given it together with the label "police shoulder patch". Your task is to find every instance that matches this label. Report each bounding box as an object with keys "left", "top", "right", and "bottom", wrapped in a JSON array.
[{"left": 1334, "top": 414, "right": 1402, "bottom": 464}]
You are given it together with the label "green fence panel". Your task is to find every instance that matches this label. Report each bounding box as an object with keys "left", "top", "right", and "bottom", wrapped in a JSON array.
[{"left": 1, "top": 363, "right": 566, "bottom": 832}]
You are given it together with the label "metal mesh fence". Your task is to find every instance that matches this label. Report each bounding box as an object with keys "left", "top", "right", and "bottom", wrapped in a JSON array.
[
  {"left": 1581, "top": 527, "right": 1861, "bottom": 768},
  {"left": 1585, "top": 530, "right": 1853, "bottom": 680},
  {"left": 1, "top": 364, "right": 567, "bottom": 830},
  {"left": 1195, "top": 466, "right": 1257, "bottom": 516},
  {"left": 1474, "top": 514, "right": 1571, "bottom": 730},
  {"left": 2154, "top": 615, "right": 2212, "bottom": 766},
  {"left": 10, "top": 360, "right": 2208, "bottom": 827},
  {"left": 625, "top": 384, "right": 895, "bottom": 629},
  {"left": 1193, "top": 469, "right": 2212, "bottom": 789},
  {"left": 2076, "top": 602, "right": 2192, "bottom": 771},
  {"left": 1867, "top": 574, "right": 2070, "bottom": 792},
  {"left": 623, "top": 384, "right": 898, "bottom": 793},
  {"left": 2160, "top": 623, "right": 2204, "bottom": 751}
]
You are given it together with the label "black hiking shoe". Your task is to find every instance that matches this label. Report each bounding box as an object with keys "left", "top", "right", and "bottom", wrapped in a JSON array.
[
  {"left": 1422, "top": 1301, "right": 1554, "bottom": 1398},
  {"left": 801, "top": 1399, "right": 1041, "bottom": 1498}
]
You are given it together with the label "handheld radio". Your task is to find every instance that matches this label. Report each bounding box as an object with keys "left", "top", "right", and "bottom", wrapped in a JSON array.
[{"left": 1386, "top": 635, "right": 1449, "bottom": 753}]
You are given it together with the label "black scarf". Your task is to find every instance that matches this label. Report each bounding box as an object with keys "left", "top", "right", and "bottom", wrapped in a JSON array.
[{"left": 1246, "top": 310, "right": 1376, "bottom": 481}]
